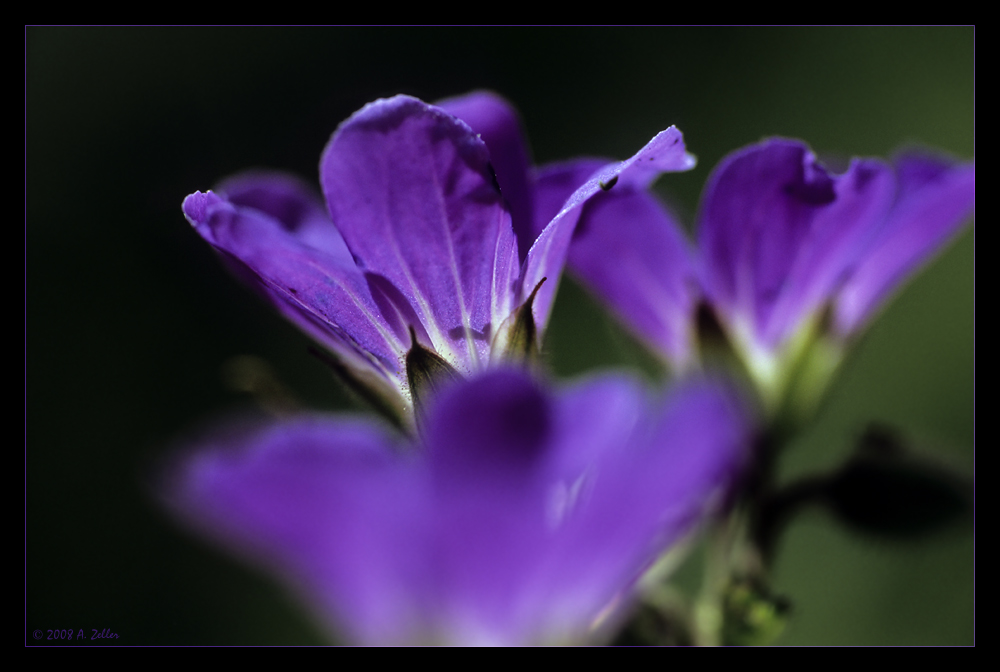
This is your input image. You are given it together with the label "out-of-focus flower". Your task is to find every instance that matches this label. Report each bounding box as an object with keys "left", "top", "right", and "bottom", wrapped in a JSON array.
[
  {"left": 183, "top": 95, "right": 694, "bottom": 422},
  {"left": 566, "top": 138, "right": 974, "bottom": 406},
  {"left": 165, "top": 368, "right": 749, "bottom": 645}
]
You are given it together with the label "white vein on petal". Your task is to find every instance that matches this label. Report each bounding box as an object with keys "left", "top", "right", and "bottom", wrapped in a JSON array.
[
  {"left": 427, "top": 138, "right": 479, "bottom": 371},
  {"left": 372, "top": 144, "right": 461, "bottom": 369},
  {"left": 490, "top": 207, "right": 518, "bottom": 348}
]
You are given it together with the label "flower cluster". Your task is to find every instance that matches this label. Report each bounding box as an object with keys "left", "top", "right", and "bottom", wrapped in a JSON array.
[{"left": 173, "top": 91, "right": 973, "bottom": 645}]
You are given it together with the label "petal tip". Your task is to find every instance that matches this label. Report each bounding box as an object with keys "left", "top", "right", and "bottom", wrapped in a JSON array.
[{"left": 182, "top": 190, "right": 222, "bottom": 226}]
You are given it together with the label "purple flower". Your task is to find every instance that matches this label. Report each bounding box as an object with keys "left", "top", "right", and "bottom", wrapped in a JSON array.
[
  {"left": 183, "top": 95, "right": 694, "bottom": 421},
  {"left": 566, "top": 138, "right": 974, "bottom": 399},
  {"left": 165, "top": 368, "right": 748, "bottom": 645}
]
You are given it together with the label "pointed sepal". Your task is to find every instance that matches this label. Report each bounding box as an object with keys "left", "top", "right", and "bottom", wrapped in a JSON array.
[
  {"left": 490, "top": 278, "right": 546, "bottom": 364},
  {"left": 405, "top": 326, "right": 463, "bottom": 419}
]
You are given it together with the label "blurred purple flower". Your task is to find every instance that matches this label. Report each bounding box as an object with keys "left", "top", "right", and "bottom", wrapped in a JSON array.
[
  {"left": 166, "top": 368, "right": 748, "bottom": 645},
  {"left": 184, "top": 95, "right": 693, "bottom": 419},
  {"left": 699, "top": 140, "right": 975, "bottom": 358},
  {"left": 564, "top": 138, "right": 974, "bottom": 382}
]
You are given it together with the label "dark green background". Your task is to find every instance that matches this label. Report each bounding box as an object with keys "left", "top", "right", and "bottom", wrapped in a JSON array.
[{"left": 27, "top": 27, "right": 974, "bottom": 645}]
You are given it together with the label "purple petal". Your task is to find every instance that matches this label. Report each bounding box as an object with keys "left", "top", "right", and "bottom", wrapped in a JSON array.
[
  {"left": 168, "top": 369, "right": 750, "bottom": 645},
  {"left": 533, "top": 158, "right": 608, "bottom": 240},
  {"left": 437, "top": 91, "right": 537, "bottom": 264},
  {"left": 165, "top": 416, "right": 429, "bottom": 645},
  {"left": 319, "top": 96, "right": 520, "bottom": 376},
  {"left": 643, "top": 380, "right": 750, "bottom": 515},
  {"left": 567, "top": 185, "right": 700, "bottom": 368},
  {"left": 834, "top": 153, "right": 975, "bottom": 334},
  {"left": 216, "top": 171, "right": 354, "bottom": 264},
  {"left": 521, "top": 127, "right": 696, "bottom": 338},
  {"left": 698, "top": 139, "right": 896, "bottom": 352},
  {"left": 761, "top": 157, "right": 896, "bottom": 347},
  {"left": 183, "top": 189, "right": 408, "bottom": 411},
  {"left": 536, "top": 377, "right": 748, "bottom": 625},
  {"left": 424, "top": 369, "right": 553, "bottom": 495}
]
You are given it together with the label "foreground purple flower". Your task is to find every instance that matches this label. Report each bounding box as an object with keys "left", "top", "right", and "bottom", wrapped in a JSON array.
[
  {"left": 568, "top": 138, "right": 974, "bottom": 398},
  {"left": 183, "top": 95, "right": 693, "bottom": 421},
  {"left": 166, "top": 369, "right": 748, "bottom": 645}
]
